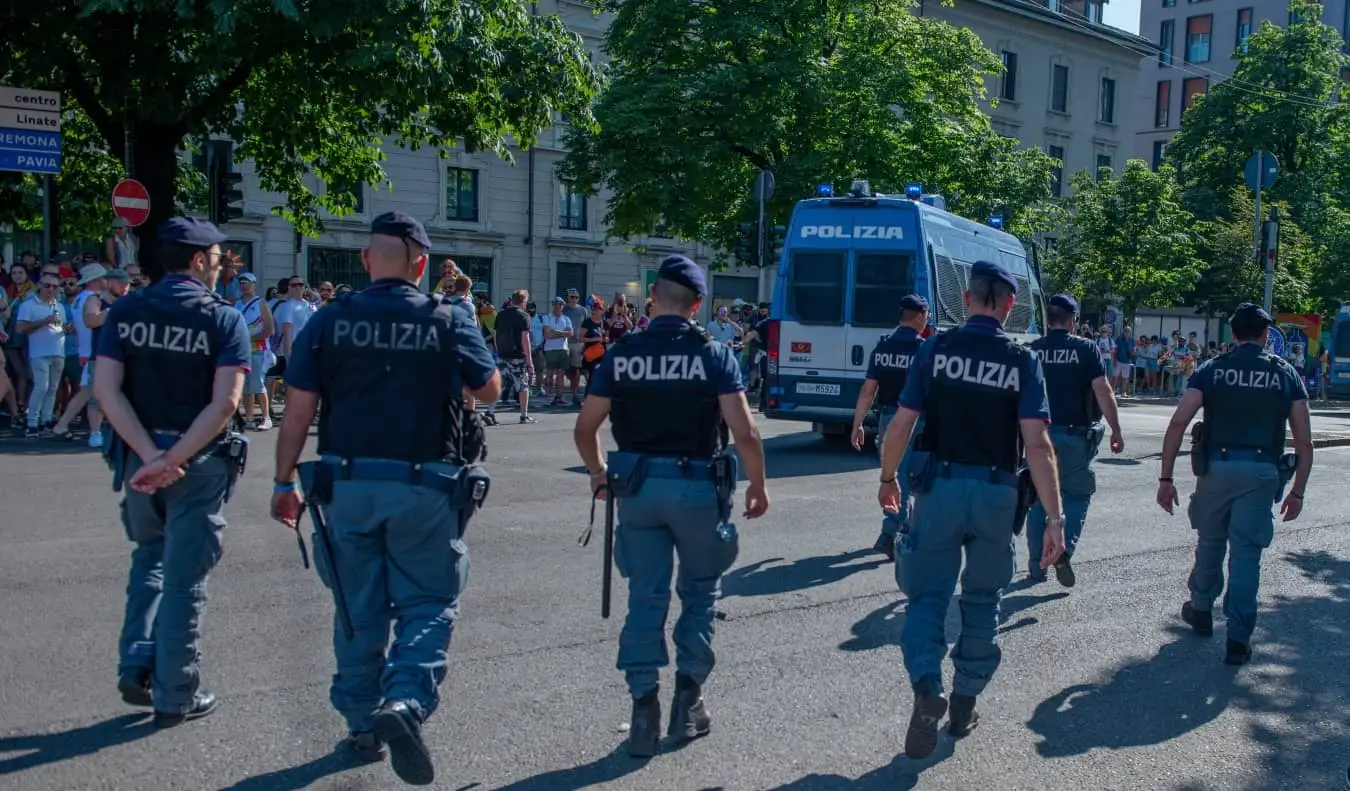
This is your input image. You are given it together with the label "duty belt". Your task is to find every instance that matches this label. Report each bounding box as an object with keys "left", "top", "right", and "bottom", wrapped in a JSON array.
[
  {"left": 1206, "top": 447, "right": 1279, "bottom": 465},
  {"left": 1051, "top": 424, "right": 1097, "bottom": 437},
  {"left": 642, "top": 455, "right": 717, "bottom": 479},
  {"left": 319, "top": 455, "right": 461, "bottom": 494},
  {"left": 149, "top": 429, "right": 226, "bottom": 456},
  {"left": 934, "top": 460, "right": 1019, "bottom": 488}
]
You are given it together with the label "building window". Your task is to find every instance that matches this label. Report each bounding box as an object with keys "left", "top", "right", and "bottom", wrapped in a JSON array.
[
  {"left": 222, "top": 241, "right": 254, "bottom": 272},
  {"left": 558, "top": 180, "right": 587, "bottom": 231},
  {"left": 1095, "top": 154, "right": 1113, "bottom": 180},
  {"left": 1051, "top": 64, "right": 1069, "bottom": 112},
  {"left": 1236, "top": 8, "right": 1253, "bottom": 51},
  {"left": 1182, "top": 76, "right": 1209, "bottom": 116},
  {"left": 711, "top": 275, "right": 759, "bottom": 314},
  {"left": 1186, "top": 15, "right": 1213, "bottom": 63},
  {"left": 1155, "top": 81, "right": 1171, "bottom": 127},
  {"left": 308, "top": 247, "right": 368, "bottom": 289},
  {"left": 555, "top": 261, "right": 588, "bottom": 300},
  {"left": 1344, "top": 4, "right": 1350, "bottom": 52},
  {"left": 1000, "top": 51, "right": 1018, "bottom": 101},
  {"left": 1046, "top": 0, "right": 1061, "bottom": 11},
  {"left": 1162, "top": 0, "right": 1174, "bottom": 7},
  {"left": 1084, "top": 0, "right": 1103, "bottom": 22},
  {"left": 325, "top": 178, "right": 364, "bottom": 215},
  {"left": 445, "top": 167, "right": 480, "bottom": 222},
  {"left": 1289, "top": 9, "right": 1302, "bottom": 24},
  {"left": 1099, "top": 77, "right": 1116, "bottom": 123},
  {"left": 452, "top": 255, "right": 494, "bottom": 304},
  {"left": 1159, "top": 20, "right": 1175, "bottom": 66},
  {"left": 1048, "top": 145, "right": 1065, "bottom": 197},
  {"left": 1152, "top": 141, "right": 1168, "bottom": 170}
]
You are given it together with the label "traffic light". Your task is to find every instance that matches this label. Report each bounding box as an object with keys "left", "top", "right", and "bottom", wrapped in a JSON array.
[
  {"left": 208, "top": 142, "right": 244, "bottom": 225},
  {"left": 768, "top": 225, "right": 787, "bottom": 264},
  {"left": 733, "top": 222, "right": 759, "bottom": 267}
]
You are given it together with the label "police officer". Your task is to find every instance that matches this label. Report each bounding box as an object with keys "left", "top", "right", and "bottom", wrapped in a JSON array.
[
  {"left": 573, "top": 254, "right": 770, "bottom": 757},
  {"left": 270, "top": 212, "right": 500, "bottom": 785},
  {"left": 851, "top": 294, "right": 929, "bottom": 560},
  {"left": 92, "top": 217, "right": 252, "bottom": 727},
  {"left": 877, "top": 260, "right": 1066, "bottom": 759},
  {"left": 1024, "top": 294, "right": 1125, "bottom": 586},
  {"left": 1156, "top": 302, "right": 1311, "bottom": 666}
]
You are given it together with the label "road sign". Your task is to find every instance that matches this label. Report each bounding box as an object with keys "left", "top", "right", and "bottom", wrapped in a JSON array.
[
  {"left": 112, "top": 179, "right": 151, "bottom": 227},
  {"left": 1244, "top": 150, "right": 1278, "bottom": 192},
  {"left": 0, "top": 86, "right": 60, "bottom": 113},
  {"left": 0, "top": 85, "right": 63, "bottom": 176},
  {"left": 753, "top": 169, "right": 775, "bottom": 202}
]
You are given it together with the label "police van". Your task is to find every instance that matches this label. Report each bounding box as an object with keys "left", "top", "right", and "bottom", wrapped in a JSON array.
[
  {"left": 1327, "top": 301, "right": 1350, "bottom": 398},
  {"left": 761, "top": 181, "right": 1047, "bottom": 439}
]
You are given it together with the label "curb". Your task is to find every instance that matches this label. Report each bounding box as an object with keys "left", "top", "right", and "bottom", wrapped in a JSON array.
[{"left": 1311, "top": 436, "right": 1350, "bottom": 449}]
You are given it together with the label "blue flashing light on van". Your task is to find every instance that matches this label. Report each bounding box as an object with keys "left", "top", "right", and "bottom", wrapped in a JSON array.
[{"left": 760, "top": 186, "right": 1048, "bottom": 438}]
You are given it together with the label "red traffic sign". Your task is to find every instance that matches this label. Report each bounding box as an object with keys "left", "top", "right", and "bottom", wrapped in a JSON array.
[{"left": 111, "top": 179, "right": 151, "bottom": 227}]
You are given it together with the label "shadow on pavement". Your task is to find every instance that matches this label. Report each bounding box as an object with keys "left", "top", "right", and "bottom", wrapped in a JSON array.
[
  {"left": 1027, "top": 548, "right": 1350, "bottom": 790},
  {"left": 0, "top": 713, "right": 152, "bottom": 775},
  {"left": 723, "top": 550, "right": 887, "bottom": 598},
  {"left": 765, "top": 738, "right": 954, "bottom": 790},
  {"left": 751, "top": 433, "right": 878, "bottom": 480},
  {"left": 1095, "top": 457, "right": 1143, "bottom": 466},
  {"left": 839, "top": 590, "right": 1070, "bottom": 653},
  {"left": 216, "top": 743, "right": 372, "bottom": 791},
  {"left": 490, "top": 745, "right": 645, "bottom": 790}
]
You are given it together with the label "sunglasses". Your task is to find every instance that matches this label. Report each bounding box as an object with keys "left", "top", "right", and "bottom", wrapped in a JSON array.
[
  {"left": 63, "top": 280, "right": 76, "bottom": 287},
  {"left": 40, "top": 283, "right": 59, "bottom": 289},
  {"left": 289, "top": 281, "right": 305, "bottom": 288}
]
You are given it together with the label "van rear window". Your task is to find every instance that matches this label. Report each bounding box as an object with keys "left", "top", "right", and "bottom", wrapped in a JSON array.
[
  {"left": 852, "top": 253, "right": 915, "bottom": 328},
  {"left": 1335, "top": 321, "right": 1350, "bottom": 358},
  {"left": 788, "top": 252, "right": 845, "bottom": 324}
]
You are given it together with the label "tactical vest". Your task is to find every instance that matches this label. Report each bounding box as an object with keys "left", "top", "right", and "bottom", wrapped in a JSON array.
[
  {"left": 1202, "top": 346, "right": 1292, "bottom": 458},
  {"left": 915, "top": 327, "right": 1029, "bottom": 473},
  {"left": 315, "top": 287, "right": 468, "bottom": 464},
  {"left": 609, "top": 323, "right": 727, "bottom": 459},
  {"left": 1031, "top": 330, "right": 1100, "bottom": 427},
  {"left": 119, "top": 284, "right": 227, "bottom": 433},
  {"left": 872, "top": 329, "right": 921, "bottom": 408}
]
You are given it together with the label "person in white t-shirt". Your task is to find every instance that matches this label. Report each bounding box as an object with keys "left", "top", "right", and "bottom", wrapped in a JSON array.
[
  {"left": 16, "top": 271, "right": 74, "bottom": 436},
  {"left": 275, "top": 275, "right": 316, "bottom": 361},
  {"left": 540, "top": 296, "right": 573, "bottom": 405}
]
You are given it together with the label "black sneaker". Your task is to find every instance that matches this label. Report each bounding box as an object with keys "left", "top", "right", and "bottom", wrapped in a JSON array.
[
  {"left": 519, "top": 414, "right": 536, "bottom": 424},
  {"left": 1027, "top": 567, "right": 1047, "bottom": 583},
  {"left": 668, "top": 674, "right": 711, "bottom": 742},
  {"left": 153, "top": 691, "right": 218, "bottom": 728},
  {"left": 116, "top": 668, "right": 152, "bottom": 707},
  {"left": 24, "top": 427, "right": 40, "bottom": 438},
  {"left": 1054, "top": 556, "right": 1076, "bottom": 588},
  {"left": 1181, "top": 602, "right": 1214, "bottom": 637},
  {"left": 481, "top": 412, "right": 497, "bottom": 426},
  {"left": 1224, "top": 639, "right": 1252, "bottom": 666},
  {"left": 374, "top": 700, "right": 435, "bottom": 786},
  {"left": 873, "top": 532, "right": 896, "bottom": 561},
  {"left": 342, "top": 730, "right": 387, "bottom": 763},
  {"left": 903, "top": 677, "right": 948, "bottom": 760},
  {"left": 948, "top": 693, "right": 980, "bottom": 738},
  {"left": 627, "top": 689, "right": 661, "bottom": 758}
]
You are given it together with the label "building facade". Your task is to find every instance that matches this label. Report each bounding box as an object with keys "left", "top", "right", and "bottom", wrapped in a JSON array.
[{"left": 1136, "top": 1, "right": 1350, "bottom": 164}]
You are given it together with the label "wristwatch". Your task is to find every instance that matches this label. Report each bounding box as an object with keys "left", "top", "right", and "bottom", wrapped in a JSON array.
[{"left": 1045, "top": 515, "right": 1067, "bottom": 531}]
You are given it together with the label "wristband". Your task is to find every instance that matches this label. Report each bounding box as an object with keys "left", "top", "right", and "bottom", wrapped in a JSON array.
[
  {"left": 1158, "top": 477, "right": 1173, "bottom": 483},
  {"left": 880, "top": 475, "right": 897, "bottom": 484},
  {"left": 274, "top": 480, "right": 298, "bottom": 494},
  {"left": 1289, "top": 492, "right": 1303, "bottom": 499}
]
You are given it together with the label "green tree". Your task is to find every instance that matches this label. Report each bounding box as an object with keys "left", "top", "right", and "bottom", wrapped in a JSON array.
[
  {"left": 1190, "top": 189, "right": 1315, "bottom": 317},
  {"left": 561, "top": 0, "right": 1056, "bottom": 255},
  {"left": 1, "top": 0, "right": 600, "bottom": 271},
  {"left": 1048, "top": 161, "right": 1203, "bottom": 316}
]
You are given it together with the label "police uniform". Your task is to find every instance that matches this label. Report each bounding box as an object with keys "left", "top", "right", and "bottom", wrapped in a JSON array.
[
  {"left": 864, "top": 294, "right": 927, "bottom": 560},
  {"left": 1025, "top": 294, "right": 1107, "bottom": 585},
  {"left": 97, "top": 217, "right": 252, "bottom": 726},
  {"left": 1178, "top": 303, "right": 1306, "bottom": 665},
  {"left": 282, "top": 212, "right": 497, "bottom": 785},
  {"left": 893, "top": 260, "right": 1051, "bottom": 758},
  {"left": 587, "top": 255, "right": 744, "bottom": 757}
]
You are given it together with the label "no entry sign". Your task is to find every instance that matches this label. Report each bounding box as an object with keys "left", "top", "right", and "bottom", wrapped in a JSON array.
[{"left": 111, "top": 179, "right": 151, "bottom": 227}]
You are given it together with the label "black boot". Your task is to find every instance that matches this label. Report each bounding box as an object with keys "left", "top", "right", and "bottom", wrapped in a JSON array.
[
  {"left": 903, "top": 675, "right": 948, "bottom": 760},
  {"left": 116, "top": 667, "right": 152, "bottom": 707},
  {"left": 1224, "top": 639, "right": 1252, "bottom": 666},
  {"left": 374, "top": 700, "right": 435, "bottom": 786},
  {"left": 342, "top": 730, "right": 387, "bottom": 763},
  {"left": 948, "top": 693, "right": 980, "bottom": 738},
  {"left": 668, "top": 674, "right": 712, "bottom": 742},
  {"left": 627, "top": 689, "right": 661, "bottom": 758},
  {"left": 153, "top": 691, "right": 219, "bottom": 728},
  {"left": 1054, "top": 555, "right": 1076, "bottom": 588},
  {"left": 1182, "top": 602, "right": 1214, "bottom": 637}
]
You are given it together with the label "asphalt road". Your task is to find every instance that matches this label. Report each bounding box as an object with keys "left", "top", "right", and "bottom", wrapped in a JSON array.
[{"left": 2, "top": 400, "right": 1349, "bottom": 791}]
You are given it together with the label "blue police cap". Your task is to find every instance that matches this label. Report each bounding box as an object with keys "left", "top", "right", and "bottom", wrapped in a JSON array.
[
  {"left": 969, "top": 260, "right": 1018, "bottom": 294},
  {"left": 1049, "top": 293, "right": 1079, "bottom": 314},
  {"left": 898, "top": 294, "right": 929, "bottom": 313},
  {"left": 656, "top": 254, "right": 707, "bottom": 297},
  {"left": 1232, "top": 302, "right": 1273, "bottom": 326},
  {"left": 370, "top": 211, "right": 431, "bottom": 250},
  {"left": 159, "top": 217, "right": 228, "bottom": 247}
]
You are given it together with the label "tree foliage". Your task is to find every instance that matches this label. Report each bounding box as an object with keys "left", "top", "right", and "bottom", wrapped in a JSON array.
[
  {"left": 1, "top": 0, "right": 601, "bottom": 270},
  {"left": 561, "top": 0, "right": 1056, "bottom": 255},
  {"left": 1189, "top": 190, "right": 1316, "bottom": 316},
  {"left": 1048, "top": 161, "right": 1203, "bottom": 316}
]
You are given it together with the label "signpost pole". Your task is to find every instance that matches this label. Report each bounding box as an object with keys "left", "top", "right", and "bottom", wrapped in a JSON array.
[
  {"left": 40, "top": 176, "right": 51, "bottom": 264},
  {"left": 1252, "top": 157, "right": 1262, "bottom": 264}
]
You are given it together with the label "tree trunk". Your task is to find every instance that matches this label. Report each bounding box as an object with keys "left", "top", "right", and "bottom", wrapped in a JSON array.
[
  {"left": 129, "top": 122, "right": 186, "bottom": 281},
  {"left": 47, "top": 177, "right": 62, "bottom": 258}
]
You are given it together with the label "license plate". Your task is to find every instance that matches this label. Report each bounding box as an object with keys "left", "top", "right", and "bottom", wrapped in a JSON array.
[{"left": 796, "top": 382, "right": 841, "bottom": 396}]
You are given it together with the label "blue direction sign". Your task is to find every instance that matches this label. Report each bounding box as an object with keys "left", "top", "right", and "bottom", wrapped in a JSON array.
[
  {"left": 0, "top": 147, "right": 62, "bottom": 174},
  {"left": 1244, "top": 150, "right": 1278, "bottom": 192},
  {"left": 0, "top": 86, "right": 63, "bottom": 175}
]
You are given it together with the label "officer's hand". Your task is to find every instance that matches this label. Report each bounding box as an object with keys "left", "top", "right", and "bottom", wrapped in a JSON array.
[
  {"left": 877, "top": 479, "right": 901, "bottom": 513},
  {"left": 1110, "top": 432, "right": 1124, "bottom": 454},
  {"left": 129, "top": 455, "right": 186, "bottom": 493},
  {"left": 851, "top": 425, "right": 866, "bottom": 451},
  {"left": 270, "top": 489, "right": 305, "bottom": 529},
  {"left": 743, "top": 483, "right": 769, "bottom": 518},
  {"left": 1156, "top": 481, "right": 1179, "bottom": 514},
  {"left": 589, "top": 470, "right": 608, "bottom": 500},
  {"left": 1041, "top": 521, "right": 1066, "bottom": 568},
  {"left": 1279, "top": 492, "right": 1303, "bottom": 522}
]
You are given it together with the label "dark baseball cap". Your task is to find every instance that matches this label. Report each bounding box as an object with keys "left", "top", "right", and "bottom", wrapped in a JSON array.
[
  {"left": 656, "top": 254, "right": 707, "bottom": 297},
  {"left": 898, "top": 294, "right": 929, "bottom": 312},
  {"left": 370, "top": 211, "right": 431, "bottom": 249},
  {"left": 159, "top": 217, "right": 228, "bottom": 247},
  {"left": 1231, "top": 302, "right": 1273, "bottom": 327},
  {"left": 969, "top": 260, "right": 1018, "bottom": 294},
  {"left": 1049, "top": 294, "right": 1079, "bottom": 314}
]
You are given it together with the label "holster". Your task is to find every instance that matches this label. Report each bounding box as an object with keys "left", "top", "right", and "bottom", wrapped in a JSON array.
[
  {"left": 297, "top": 461, "right": 352, "bottom": 640},
  {"left": 605, "top": 452, "right": 650, "bottom": 498},
  {"left": 103, "top": 426, "right": 129, "bottom": 493},
  {"left": 1013, "top": 467, "right": 1038, "bottom": 537},
  {"left": 1189, "top": 421, "right": 1209, "bottom": 477},
  {"left": 711, "top": 453, "right": 738, "bottom": 524},
  {"left": 906, "top": 450, "right": 937, "bottom": 495},
  {"left": 461, "top": 410, "right": 488, "bottom": 463},
  {"left": 221, "top": 433, "right": 249, "bottom": 503},
  {"left": 1276, "top": 452, "right": 1298, "bottom": 502},
  {"left": 456, "top": 465, "right": 491, "bottom": 537},
  {"left": 1086, "top": 424, "right": 1106, "bottom": 460}
]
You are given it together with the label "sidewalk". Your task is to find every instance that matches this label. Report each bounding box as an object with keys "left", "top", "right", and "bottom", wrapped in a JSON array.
[{"left": 1117, "top": 394, "right": 1350, "bottom": 448}]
